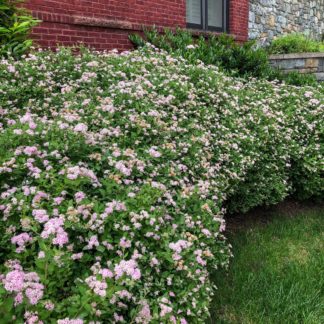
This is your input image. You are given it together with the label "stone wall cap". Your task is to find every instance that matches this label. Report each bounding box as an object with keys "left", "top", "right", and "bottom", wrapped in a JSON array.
[{"left": 269, "top": 52, "right": 324, "bottom": 60}]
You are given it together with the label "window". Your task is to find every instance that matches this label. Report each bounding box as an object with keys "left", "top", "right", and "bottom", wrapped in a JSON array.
[{"left": 186, "top": 0, "right": 228, "bottom": 32}]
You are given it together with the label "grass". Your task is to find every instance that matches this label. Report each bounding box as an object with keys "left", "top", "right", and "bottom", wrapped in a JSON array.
[
  {"left": 319, "top": 44, "right": 324, "bottom": 52},
  {"left": 209, "top": 202, "right": 324, "bottom": 324}
]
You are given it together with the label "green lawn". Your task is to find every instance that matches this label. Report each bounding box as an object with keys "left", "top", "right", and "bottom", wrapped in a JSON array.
[{"left": 210, "top": 203, "right": 324, "bottom": 324}]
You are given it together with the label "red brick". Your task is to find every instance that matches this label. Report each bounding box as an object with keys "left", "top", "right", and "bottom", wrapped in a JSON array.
[{"left": 25, "top": 0, "right": 249, "bottom": 51}]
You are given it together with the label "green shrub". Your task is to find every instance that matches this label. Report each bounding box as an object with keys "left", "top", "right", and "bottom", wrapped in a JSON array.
[
  {"left": 267, "top": 33, "right": 324, "bottom": 54},
  {"left": 130, "top": 28, "right": 270, "bottom": 78},
  {"left": 0, "top": 46, "right": 322, "bottom": 322},
  {"left": 0, "top": 0, "right": 40, "bottom": 58},
  {"left": 130, "top": 28, "right": 318, "bottom": 86},
  {"left": 267, "top": 69, "right": 318, "bottom": 86}
]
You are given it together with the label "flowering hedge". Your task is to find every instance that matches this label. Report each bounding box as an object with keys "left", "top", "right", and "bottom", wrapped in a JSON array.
[{"left": 0, "top": 46, "right": 322, "bottom": 323}]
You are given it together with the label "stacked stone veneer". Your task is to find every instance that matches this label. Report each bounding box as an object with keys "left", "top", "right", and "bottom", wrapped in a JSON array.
[
  {"left": 269, "top": 53, "right": 324, "bottom": 81},
  {"left": 249, "top": 0, "right": 324, "bottom": 45}
]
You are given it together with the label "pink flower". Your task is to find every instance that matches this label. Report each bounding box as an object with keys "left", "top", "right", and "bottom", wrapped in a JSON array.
[
  {"left": 114, "top": 259, "right": 141, "bottom": 280},
  {"left": 58, "top": 319, "right": 84, "bottom": 324},
  {"left": 160, "top": 303, "right": 172, "bottom": 317},
  {"left": 66, "top": 166, "right": 100, "bottom": 186},
  {"left": 74, "top": 123, "right": 88, "bottom": 133},
  {"left": 32, "top": 209, "right": 49, "bottom": 223},
  {"left": 24, "top": 311, "right": 43, "bottom": 324},
  {"left": 71, "top": 253, "right": 83, "bottom": 260},
  {"left": 85, "top": 235, "right": 99, "bottom": 250},
  {"left": 150, "top": 257, "right": 159, "bottom": 267},
  {"left": 11, "top": 233, "right": 33, "bottom": 253},
  {"left": 119, "top": 237, "right": 131, "bottom": 248},
  {"left": 52, "top": 231, "right": 69, "bottom": 247},
  {"left": 135, "top": 301, "right": 152, "bottom": 323},
  {"left": 201, "top": 228, "right": 212, "bottom": 237},
  {"left": 169, "top": 240, "right": 190, "bottom": 254},
  {"left": 99, "top": 268, "right": 113, "bottom": 278},
  {"left": 41, "top": 218, "right": 68, "bottom": 247},
  {"left": 148, "top": 147, "right": 161, "bottom": 158},
  {"left": 14, "top": 292, "right": 23, "bottom": 306},
  {"left": 23, "top": 146, "right": 39, "bottom": 156},
  {"left": 38, "top": 251, "right": 45, "bottom": 259},
  {"left": 3, "top": 270, "right": 24, "bottom": 292},
  {"left": 75, "top": 191, "right": 86, "bottom": 203},
  {"left": 7, "top": 65, "right": 16, "bottom": 73},
  {"left": 24, "top": 272, "right": 44, "bottom": 305},
  {"left": 85, "top": 275, "right": 107, "bottom": 297},
  {"left": 53, "top": 197, "right": 64, "bottom": 205},
  {"left": 44, "top": 301, "right": 54, "bottom": 310},
  {"left": 25, "top": 284, "right": 44, "bottom": 305},
  {"left": 3, "top": 269, "right": 44, "bottom": 306},
  {"left": 113, "top": 314, "right": 124, "bottom": 322},
  {"left": 115, "top": 161, "right": 132, "bottom": 176}
]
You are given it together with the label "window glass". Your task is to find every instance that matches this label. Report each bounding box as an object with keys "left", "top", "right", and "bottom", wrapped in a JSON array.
[
  {"left": 186, "top": 0, "right": 202, "bottom": 25},
  {"left": 207, "top": 0, "right": 223, "bottom": 28},
  {"left": 186, "top": 0, "right": 227, "bottom": 31}
]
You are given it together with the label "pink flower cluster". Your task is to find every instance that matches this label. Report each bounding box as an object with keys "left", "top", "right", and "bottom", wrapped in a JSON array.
[
  {"left": 135, "top": 300, "right": 152, "bottom": 323},
  {"left": 159, "top": 298, "right": 173, "bottom": 318},
  {"left": 32, "top": 209, "right": 49, "bottom": 223},
  {"left": 65, "top": 166, "right": 100, "bottom": 187},
  {"left": 41, "top": 217, "right": 69, "bottom": 247},
  {"left": 115, "top": 161, "right": 132, "bottom": 176},
  {"left": 169, "top": 240, "right": 192, "bottom": 260},
  {"left": 57, "top": 319, "right": 84, "bottom": 324},
  {"left": 114, "top": 259, "right": 141, "bottom": 280},
  {"left": 148, "top": 147, "right": 161, "bottom": 158},
  {"left": 24, "top": 311, "right": 44, "bottom": 324},
  {"left": 85, "top": 262, "right": 114, "bottom": 297},
  {"left": 11, "top": 233, "right": 33, "bottom": 253},
  {"left": 102, "top": 200, "right": 126, "bottom": 218},
  {"left": 85, "top": 275, "right": 107, "bottom": 297},
  {"left": 169, "top": 240, "right": 191, "bottom": 253},
  {"left": 3, "top": 267, "right": 44, "bottom": 306}
]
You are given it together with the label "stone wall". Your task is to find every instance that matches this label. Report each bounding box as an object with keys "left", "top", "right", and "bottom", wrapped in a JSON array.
[
  {"left": 269, "top": 52, "right": 324, "bottom": 81},
  {"left": 249, "top": 0, "right": 324, "bottom": 45}
]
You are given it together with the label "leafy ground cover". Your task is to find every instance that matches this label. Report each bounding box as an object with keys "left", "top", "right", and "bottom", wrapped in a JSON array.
[
  {"left": 210, "top": 202, "right": 324, "bottom": 324},
  {"left": 267, "top": 33, "right": 324, "bottom": 54},
  {"left": 0, "top": 46, "right": 322, "bottom": 322}
]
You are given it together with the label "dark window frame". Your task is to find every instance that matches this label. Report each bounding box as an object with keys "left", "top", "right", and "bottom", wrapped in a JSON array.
[{"left": 186, "top": 0, "right": 229, "bottom": 33}]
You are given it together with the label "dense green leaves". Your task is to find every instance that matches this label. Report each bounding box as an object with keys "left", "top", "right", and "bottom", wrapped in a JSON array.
[
  {"left": 267, "top": 33, "right": 324, "bottom": 54},
  {"left": 0, "top": 0, "right": 40, "bottom": 58},
  {"left": 130, "top": 28, "right": 318, "bottom": 86}
]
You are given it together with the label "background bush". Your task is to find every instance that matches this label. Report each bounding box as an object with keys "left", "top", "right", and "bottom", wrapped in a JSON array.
[
  {"left": 267, "top": 33, "right": 324, "bottom": 54},
  {"left": 130, "top": 29, "right": 270, "bottom": 78},
  {"left": 0, "top": 46, "right": 322, "bottom": 322},
  {"left": 0, "top": 0, "right": 40, "bottom": 58},
  {"left": 130, "top": 29, "right": 318, "bottom": 86}
]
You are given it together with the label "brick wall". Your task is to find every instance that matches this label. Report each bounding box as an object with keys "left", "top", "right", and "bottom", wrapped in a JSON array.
[
  {"left": 229, "top": 0, "right": 249, "bottom": 41},
  {"left": 25, "top": 0, "right": 249, "bottom": 51}
]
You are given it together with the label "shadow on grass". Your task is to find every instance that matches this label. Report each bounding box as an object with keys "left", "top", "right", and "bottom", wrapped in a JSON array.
[{"left": 208, "top": 200, "right": 324, "bottom": 324}]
